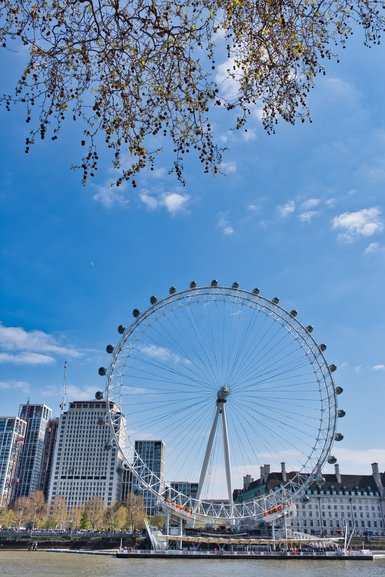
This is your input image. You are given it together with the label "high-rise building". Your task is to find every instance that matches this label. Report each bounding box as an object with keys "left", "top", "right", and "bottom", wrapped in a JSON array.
[
  {"left": 0, "top": 417, "right": 26, "bottom": 508},
  {"left": 12, "top": 404, "right": 52, "bottom": 501},
  {"left": 48, "top": 400, "right": 124, "bottom": 508},
  {"left": 130, "top": 440, "right": 165, "bottom": 516},
  {"left": 39, "top": 417, "right": 59, "bottom": 501}
]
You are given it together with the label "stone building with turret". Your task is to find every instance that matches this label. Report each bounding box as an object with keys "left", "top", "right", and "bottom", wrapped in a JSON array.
[{"left": 234, "top": 462, "right": 385, "bottom": 536}]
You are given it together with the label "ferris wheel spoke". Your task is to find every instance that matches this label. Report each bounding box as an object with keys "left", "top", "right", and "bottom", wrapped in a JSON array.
[
  {"left": 123, "top": 340, "right": 212, "bottom": 390},
  {"left": 226, "top": 305, "right": 276, "bottom": 387},
  {"left": 233, "top": 332, "right": 306, "bottom": 391},
  {"left": 233, "top": 400, "right": 316, "bottom": 467},
  {"left": 145, "top": 310, "right": 219, "bottom": 390},
  {"left": 234, "top": 358, "right": 319, "bottom": 394},
  {"left": 235, "top": 393, "right": 319, "bottom": 439}
]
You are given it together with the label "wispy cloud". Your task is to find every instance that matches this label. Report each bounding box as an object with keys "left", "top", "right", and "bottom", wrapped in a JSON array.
[
  {"left": 215, "top": 57, "right": 240, "bottom": 101},
  {"left": 140, "top": 344, "right": 190, "bottom": 366},
  {"left": 220, "top": 160, "right": 237, "bottom": 174},
  {"left": 139, "top": 190, "right": 159, "bottom": 211},
  {"left": 332, "top": 207, "right": 384, "bottom": 243},
  {"left": 93, "top": 181, "right": 129, "bottom": 208},
  {"left": 44, "top": 384, "right": 97, "bottom": 402},
  {"left": 277, "top": 200, "right": 295, "bottom": 218},
  {"left": 217, "top": 212, "right": 234, "bottom": 236},
  {"left": 365, "top": 242, "right": 381, "bottom": 254},
  {"left": 301, "top": 198, "right": 320, "bottom": 210},
  {"left": 241, "top": 128, "right": 257, "bottom": 142},
  {"left": 323, "top": 77, "right": 359, "bottom": 104},
  {"left": 298, "top": 210, "right": 320, "bottom": 223},
  {"left": 364, "top": 241, "right": 385, "bottom": 255},
  {"left": 0, "top": 379, "right": 30, "bottom": 393},
  {"left": 0, "top": 323, "right": 81, "bottom": 366},
  {"left": 333, "top": 447, "right": 385, "bottom": 472},
  {"left": 0, "top": 352, "right": 56, "bottom": 365},
  {"left": 373, "top": 364, "right": 385, "bottom": 371}
]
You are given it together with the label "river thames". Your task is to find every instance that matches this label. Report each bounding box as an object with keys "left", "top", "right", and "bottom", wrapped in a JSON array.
[{"left": 1, "top": 551, "right": 385, "bottom": 577}]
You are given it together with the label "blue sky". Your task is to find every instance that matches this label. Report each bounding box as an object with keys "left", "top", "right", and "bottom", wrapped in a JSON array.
[{"left": 1, "top": 29, "right": 385, "bottom": 479}]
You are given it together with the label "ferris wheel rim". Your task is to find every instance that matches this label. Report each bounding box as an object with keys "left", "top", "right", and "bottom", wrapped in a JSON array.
[{"left": 101, "top": 283, "right": 341, "bottom": 524}]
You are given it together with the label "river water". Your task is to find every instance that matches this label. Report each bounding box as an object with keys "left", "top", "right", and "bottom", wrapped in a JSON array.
[{"left": 1, "top": 551, "right": 385, "bottom": 577}]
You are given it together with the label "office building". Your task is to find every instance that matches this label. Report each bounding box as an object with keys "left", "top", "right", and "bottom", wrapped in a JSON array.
[
  {"left": 0, "top": 417, "right": 26, "bottom": 507},
  {"left": 39, "top": 417, "right": 59, "bottom": 500},
  {"left": 12, "top": 404, "right": 52, "bottom": 501},
  {"left": 48, "top": 400, "right": 124, "bottom": 508},
  {"left": 125, "top": 440, "right": 165, "bottom": 516}
]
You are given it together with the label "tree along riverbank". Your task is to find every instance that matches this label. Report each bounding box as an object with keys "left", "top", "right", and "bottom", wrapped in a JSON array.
[{"left": 0, "top": 530, "right": 149, "bottom": 550}]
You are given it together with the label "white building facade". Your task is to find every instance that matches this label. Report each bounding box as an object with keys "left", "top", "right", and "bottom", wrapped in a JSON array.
[
  {"left": 48, "top": 400, "right": 124, "bottom": 508},
  {"left": 292, "top": 463, "right": 385, "bottom": 537},
  {"left": 235, "top": 462, "right": 385, "bottom": 536}
]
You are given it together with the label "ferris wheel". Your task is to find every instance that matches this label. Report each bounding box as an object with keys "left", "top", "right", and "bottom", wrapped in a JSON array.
[{"left": 98, "top": 282, "right": 344, "bottom": 525}]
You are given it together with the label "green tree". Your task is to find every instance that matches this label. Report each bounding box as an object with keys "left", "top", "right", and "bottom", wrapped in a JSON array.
[
  {"left": 1, "top": 1, "right": 384, "bottom": 185},
  {"left": 0, "top": 508, "right": 16, "bottom": 528},
  {"left": 67, "top": 505, "right": 83, "bottom": 530},
  {"left": 48, "top": 495, "right": 68, "bottom": 529},
  {"left": 103, "top": 501, "right": 128, "bottom": 531},
  {"left": 27, "top": 490, "right": 47, "bottom": 529},
  {"left": 13, "top": 496, "right": 33, "bottom": 528},
  {"left": 125, "top": 493, "right": 146, "bottom": 532},
  {"left": 80, "top": 510, "right": 91, "bottom": 530},
  {"left": 84, "top": 496, "right": 105, "bottom": 530}
]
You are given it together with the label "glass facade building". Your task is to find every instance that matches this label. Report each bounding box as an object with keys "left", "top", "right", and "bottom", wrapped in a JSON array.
[
  {"left": 12, "top": 404, "right": 52, "bottom": 501},
  {"left": 0, "top": 417, "right": 26, "bottom": 507}
]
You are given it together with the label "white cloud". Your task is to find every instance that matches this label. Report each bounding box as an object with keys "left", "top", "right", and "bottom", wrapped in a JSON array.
[
  {"left": 301, "top": 198, "right": 320, "bottom": 210},
  {"left": 332, "top": 207, "right": 384, "bottom": 243},
  {"left": 365, "top": 242, "right": 385, "bottom": 255},
  {"left": 333, "top": 447, "right": 385, "bottom": 472},
  {"left": 215, "top": 57, "right": 264, "bottom": 126},
  {"left": 254, "top": 106, "right": 264, "bottom": 122},
  {"left": 323, "top": 77, "right": 359, "bottom": 104},
  {"left": 149, "top": 167, "right": 166, "bottom": 178},
  {"left": 161, "top": 192, "right": 190, "bottom": 215},
  {"left": 139, "top": 190, "right": 190, "bottom": 215},
  {"left": 277, "top": 200, "right": 295, "bottom": 218},
  {"left": 220, "top": 160, "right": 237, "bottom": 174},
  {"left": 247, "top": 202, "right": 260, "bottom": 213},
  {"left": 93, "top": 182, "right": 129, "bottom": 208},
  {"left": 298, "top": 210, "right": 320, "bottom": 223},
  {"left": 365, "top": 242, "right": 380, "bottom": 253},
  {"left": 0, "top": 352, "right": 56, "bottom": 365},
  {"left": 0, "top": 323, "right": 80, "bottom": 365},
  {"left": 0, "top": 379, "right": 30, "bottom": 393},
  {"left": 241, "top": 128, "right": 257, "bottom": 142},
  {"left": 217, "top": 213, "right": 234, "bottom": 236},
  {"left": 140, "top": 344, "right": 189, "bottom": 365},
  {"left": 139, "top": 190, "right": 158, "bottom": 211},
  {"left": 215, "top": 57, "right": 240, "bottom": 100},
  {"left": 373, "top": 364, "right": 385, "bottom": 371}
]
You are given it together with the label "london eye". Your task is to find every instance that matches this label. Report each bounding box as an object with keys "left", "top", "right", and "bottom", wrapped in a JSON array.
[{"left": 99, "top": 282, "right": 344, "bottom": 525}]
